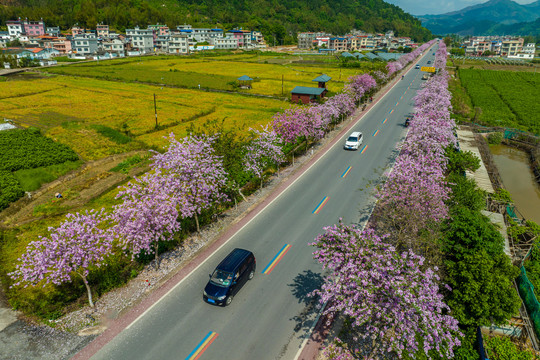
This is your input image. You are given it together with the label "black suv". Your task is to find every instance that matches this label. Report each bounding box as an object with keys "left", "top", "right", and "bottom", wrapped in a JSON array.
[{"left": 203, "top": 248, "right": 256, "bottom": 306}]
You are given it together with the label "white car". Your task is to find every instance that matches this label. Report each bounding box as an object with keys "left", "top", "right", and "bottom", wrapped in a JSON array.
[{"left": 344, "top": 131, "right": 363, "bottom": 150}]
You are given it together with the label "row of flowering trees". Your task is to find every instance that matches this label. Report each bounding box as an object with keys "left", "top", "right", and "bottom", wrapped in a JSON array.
[
  {"left": 9, "top": 130, "right": 285, "bottom": 307},
  {"left": 310, "top": 41, "right": 467, "bottom": 359},
  {"left": 272, "top": 73, "right": 378, "bottom": 157}
]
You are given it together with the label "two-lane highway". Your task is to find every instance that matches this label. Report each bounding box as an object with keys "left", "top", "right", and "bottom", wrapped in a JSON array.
[{"left": 89, "top": 49, "right": 437, "bottom": 360}]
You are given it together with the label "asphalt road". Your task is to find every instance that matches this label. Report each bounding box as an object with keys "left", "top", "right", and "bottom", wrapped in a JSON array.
[{"left": 90, "top": 50, "right": 437, "bottom": 360}]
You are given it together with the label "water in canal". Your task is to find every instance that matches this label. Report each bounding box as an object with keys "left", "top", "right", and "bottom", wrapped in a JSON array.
[{"left": 490, "top": 144, "right": 540, "bottom": 224}]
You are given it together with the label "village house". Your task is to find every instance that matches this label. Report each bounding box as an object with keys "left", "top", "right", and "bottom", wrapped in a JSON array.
[
  {"left": 291, "top": 86, "right": 327, "bottom": 104},
  {"left": 168, "top": 34, "right": 190, "bottom": 54},
  {"left": 501, "top": 38, "right": 524, "bottom": 56},
  {"left": 126, "top": 26, "right": 154, "bottom": 53},
  {"left": 53, "top": 38, "right": 72, "bottom": 54},
  {"left": 71, "top": 35, "right": 98, "bottom": 55},
  {"left": 210, "top": 35, "right": 238, "bottom": 50},
  {"left": 101, "top": 38, "right": 125, "bottom": 54},
  {"left": 329, "top": 37, "right": 348, "bottom": 52},
  {"left": 96, "top": 24, "right": 110, "bottom": 38}
]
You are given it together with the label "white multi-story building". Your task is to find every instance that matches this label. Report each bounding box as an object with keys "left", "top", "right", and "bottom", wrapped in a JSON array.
[
  {"left": 168, "top": 34, "right": 189, "bottom": 54},
  {"left": 210, "top": 35, "right": 238, "bottom": 50},
  {"left": 126, "top": 27, "right": 154, "bottom": 53},
  {"left": 190, "top": 28, "right": 223, "bottom": 42},
  {"left": 71, "top": 35, "right": 98, "bottom": 55},
  {"left": 102, "top": 38, "right": 124, "bottom": 54},
  {"left": 7, "top": 19, "right": 24, "bottom": 37},
  {"left": 522, "top": 43, "right": 536, "bottom": 55},
  {"left": 155, "top": 35, "right": 170, "bottom": 52}
]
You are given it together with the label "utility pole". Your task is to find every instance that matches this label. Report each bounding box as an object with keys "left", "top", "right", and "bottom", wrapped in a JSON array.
[{"left": 154, "top": 93, "right": 158, "bottom": 129}]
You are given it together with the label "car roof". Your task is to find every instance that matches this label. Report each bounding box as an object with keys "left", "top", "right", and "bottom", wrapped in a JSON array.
[
  {"left": 216, "top": 248, "right": 252, "bottom": 273},
  {"left": 349, "top": 131, "right": 362, "bottom": 137}
]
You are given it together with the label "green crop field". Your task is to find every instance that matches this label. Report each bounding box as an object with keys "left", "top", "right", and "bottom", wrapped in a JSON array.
[{"left": 458, "top": 69, "right": 540, "bottom": 134}]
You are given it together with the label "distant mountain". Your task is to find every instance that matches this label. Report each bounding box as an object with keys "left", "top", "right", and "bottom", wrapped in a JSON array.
[
  {"left": 486, "top": 17, "right": 540, "bottom": 36},
  {"left": 0, "top": 0, "right": 432, "bottom": 43},
  {"left": 419, "top": 0, "right": 540, "bottom": 35}
]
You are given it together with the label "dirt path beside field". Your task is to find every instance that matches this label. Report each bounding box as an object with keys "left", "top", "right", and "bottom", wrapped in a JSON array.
[{"left": 0, "top": 150, "right": 149, "bottom": 227}]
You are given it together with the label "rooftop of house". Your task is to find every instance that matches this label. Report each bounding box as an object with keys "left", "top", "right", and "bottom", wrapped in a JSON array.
[
  {"left": 291, "top": 86, "right": 326, "bottom": 96},
  {"left": 312, "top": 74, "right": 331, "bottom": 82},
  {"left": 237, "top": 75, "right": 253, "bottom": 81}
]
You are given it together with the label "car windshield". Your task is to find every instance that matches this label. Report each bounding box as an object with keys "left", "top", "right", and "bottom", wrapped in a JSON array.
[
  {"left": 347, "top": 136, "right": 358, "bottom": 142},
  {"left": 210, "top": 270, "right": 233, "bottom": 287}
]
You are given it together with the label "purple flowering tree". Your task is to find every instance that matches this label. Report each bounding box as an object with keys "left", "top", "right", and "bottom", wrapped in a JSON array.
[
  {"left": 373, "top": 48, "right": 455, "bottom": 259},
  {"left": 272, "top": 107, "right": 307, "bottom": 145},
  {"left": 110, "top": 171, "right": 182, "bottom": 268},
  {"left": 345, "top": 74, "right": 377, "bottom": 104},
  {"left": 311, "top": 222, "right": 461, "bottom": 359},
  {"left": 243, "top": 125, "right": 284, "bottom": 189},
  {"left": 151, "top": 133, "right": 228, "bottom": 232},
  {"left": 372, "top": 70, "right": 388, "bottom": 84},
  {"left": 9, "top": 209, "right": 112, "bottom": 307},
  {"left": 320, "top": 93, "right": 355, "bottom": 123}
]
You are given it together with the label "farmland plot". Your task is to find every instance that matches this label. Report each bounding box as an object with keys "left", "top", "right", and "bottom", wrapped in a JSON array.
[
  {"left": 0, "top": 76, "right": 287, "bottom": 159},
  {"left": 458, "top": 69, "right": 540, "bottom": 134}
]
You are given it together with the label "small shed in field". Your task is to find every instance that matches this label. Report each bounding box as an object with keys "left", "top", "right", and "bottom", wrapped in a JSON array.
[
  {"left": 237, "top": 75, "right": 253, "bottom": 89},
  {"left": 291, "top": 86, "right": 327, "bottom": 104},
  {"left": 312, "top": 74, "right": 332, "bottom": 89}
]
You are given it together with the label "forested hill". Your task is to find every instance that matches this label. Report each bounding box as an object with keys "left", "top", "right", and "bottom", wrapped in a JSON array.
[{"left": 0, "top": 0, "right": 432, "bottom": 42}]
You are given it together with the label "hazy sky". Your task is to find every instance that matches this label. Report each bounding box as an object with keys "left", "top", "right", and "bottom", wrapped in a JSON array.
[{"left": 385, "top": 0, "right": 536, "bottom": 15}]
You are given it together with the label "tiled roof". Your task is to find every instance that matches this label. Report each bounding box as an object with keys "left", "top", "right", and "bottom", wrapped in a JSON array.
[
  {"left": 312, "top": 74, "right": 331, "bottom": 82},
  {"left": 291, "top": 86, "right": 326, "bottom": 96}
]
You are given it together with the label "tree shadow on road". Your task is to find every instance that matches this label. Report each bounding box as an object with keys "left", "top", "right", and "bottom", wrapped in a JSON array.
[{"left": 287, "top": 270, "right": 325, "bottom": 334}]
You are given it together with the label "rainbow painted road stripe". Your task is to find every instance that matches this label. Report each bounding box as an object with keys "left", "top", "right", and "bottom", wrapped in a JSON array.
[
  {"left": 312, "top": 196, "right": 330, "bottom": 214},
  {"left": 360, "top": 145, "right": 368, "bottom": 154},
  {"left": 186, "top": 331, "right": 219, "bottom": 360},
  {"left": 382, "top": 118, "right": 388, "bottom": 124},
  {"left": 395, "top": 101, "right": 399, "bottom": 106},
  {"left": 389, "top": 109, "right": 394, "bottom": 114},
  {"left": 262, "top": 244, "right": 291, "bottom": 275},
  {"left": 341, "top": 166, "right": 352, "bottom": 178},
  {"left": 372, "top": 129, "right": 379, "bottom": 137}
]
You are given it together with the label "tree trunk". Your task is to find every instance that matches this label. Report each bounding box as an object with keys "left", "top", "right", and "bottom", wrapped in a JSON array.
[
  {"left": 154, "top": 242, "right": 160, "bottom": 270},
  {"left": 366, "top": 337, "right": 379, "bottom": 360},
  {"left": 237, "top": 188, "right": 247, "bottom": 202},
  {"left": 195, "top": 213, "right": 200, "bottom": 233},
  {"left": 77, "top": 272, "right": 94, "bottom": 308}
]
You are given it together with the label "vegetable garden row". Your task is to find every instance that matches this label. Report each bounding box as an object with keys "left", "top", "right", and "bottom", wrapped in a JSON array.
[{"left": 458, "top": 68, "right": 540, "bottom": 134}]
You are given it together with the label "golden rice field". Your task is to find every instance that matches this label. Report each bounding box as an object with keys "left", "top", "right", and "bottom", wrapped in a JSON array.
[
  {"left": 0, "top": 75, "right": 287, "bottom": 159},
  {"left": 2, "top": 53, "right": 382, "bottom": 160},
  {"left": 42, "top": 53, "right": 376, "bottom": 96}
]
